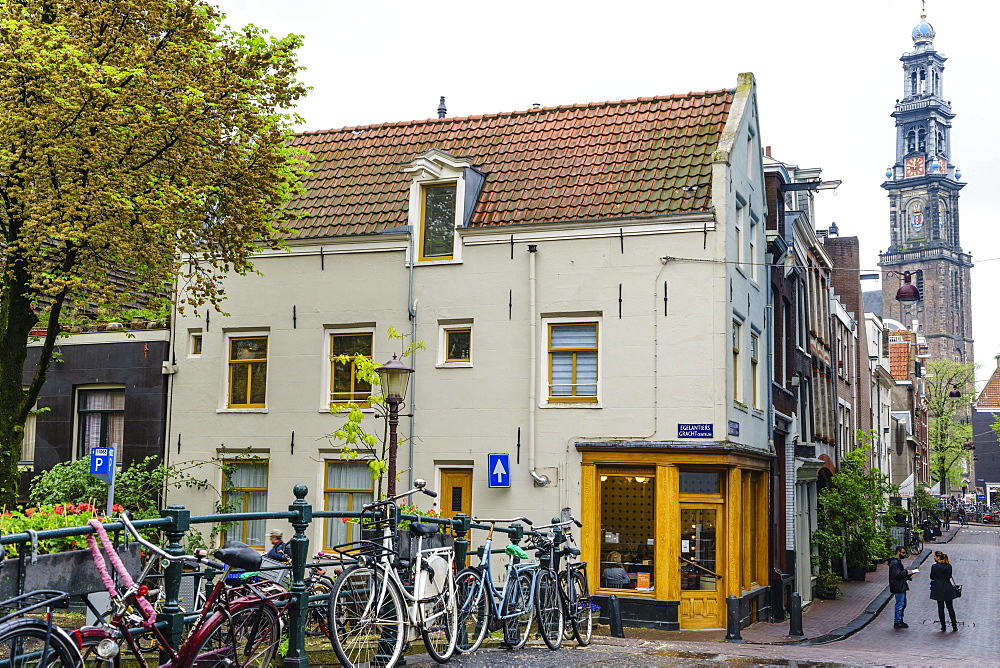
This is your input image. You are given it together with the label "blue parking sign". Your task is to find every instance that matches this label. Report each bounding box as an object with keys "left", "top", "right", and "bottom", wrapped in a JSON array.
[
  {"left": 488, "top": 453, "right": 510, "bottom": 488},
  {"left": 90, "top": 447, "right": 115, "bottom": 483}
]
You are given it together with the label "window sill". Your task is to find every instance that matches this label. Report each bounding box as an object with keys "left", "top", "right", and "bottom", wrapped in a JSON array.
[
  {"left": 541, "top": 401, "right": 602, "bottom": 409},
  {"left": 435, "top": 362, "right": 473, "bottom": 368},
  {"left": 217, "top": 408, "right": 269, "bottom": 414},
  {"left": 412, "top": 258, "right": 462, "bottom": 267},
  {"left": 732, "top": 401, "right": 748, "bottom": 413},
  {"left": 751, "top": 408, "right": 765, "bottom": 420}
]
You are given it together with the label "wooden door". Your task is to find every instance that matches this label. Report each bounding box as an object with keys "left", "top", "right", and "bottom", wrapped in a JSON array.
[
  {"left": 439, "top": 468, "right": 473, "bottom": 519},
  {"left": 678, "top": 504, "right": 724, "bottom": 628}
]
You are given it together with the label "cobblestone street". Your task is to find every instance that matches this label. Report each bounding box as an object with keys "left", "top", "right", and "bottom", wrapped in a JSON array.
[{"left": 400, "top": 526, "right": 999, "bottom": 667}]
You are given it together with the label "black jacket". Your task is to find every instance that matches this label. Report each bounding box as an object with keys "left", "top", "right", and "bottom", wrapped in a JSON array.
[
  {"left": 888, "top": 556, "right": 911, "bottom": 593},
  {"left": 930, "top": 562, "right": 958, "bottom": 601}
]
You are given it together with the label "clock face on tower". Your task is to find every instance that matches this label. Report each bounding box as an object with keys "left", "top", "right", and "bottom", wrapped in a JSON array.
[{"left": 905, "top": 156, "right": 925, "bottom": 177}]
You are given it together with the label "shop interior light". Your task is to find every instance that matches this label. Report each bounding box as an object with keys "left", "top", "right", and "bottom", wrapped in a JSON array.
[{"left": 634, "top": 476, "right": 647, "bottom": 483}]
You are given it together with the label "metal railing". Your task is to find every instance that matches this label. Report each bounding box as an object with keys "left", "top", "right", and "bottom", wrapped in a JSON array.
[{"left": 0, "top": 484, "right": 564, "bottom": 667}]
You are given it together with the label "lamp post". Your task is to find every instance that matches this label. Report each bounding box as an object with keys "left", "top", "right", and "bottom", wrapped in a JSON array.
[
  {"left": 377, "top": 355, "right": 413, "bottom": 497},
  {"left": 893, "top": 270, "right": 922, "bottom": 304}
]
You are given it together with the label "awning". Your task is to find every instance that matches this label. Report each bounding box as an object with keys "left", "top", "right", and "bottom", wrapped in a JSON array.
[{"left": 899, "top": 473, "right": 915, "bottom": 499}]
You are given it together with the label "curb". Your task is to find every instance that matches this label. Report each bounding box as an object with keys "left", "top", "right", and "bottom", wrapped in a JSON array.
[{"left": 741, "top": 526, "right": 962, "bottom": 647}]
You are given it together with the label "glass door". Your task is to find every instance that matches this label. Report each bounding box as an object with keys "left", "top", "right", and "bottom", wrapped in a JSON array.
[{"left": 678, "top": 504, "right": 724, "bottom": 628}]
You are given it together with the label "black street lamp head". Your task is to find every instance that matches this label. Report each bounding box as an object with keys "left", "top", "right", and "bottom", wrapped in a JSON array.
[
  {"left": 377, "top": 354, "right": 414, "bottom": 399},
  {"left": 894, "top": 270, "right": 921, "bottom": 304},
  {"left": 949, "top": 385, "right": 962, "bottom": 398}
]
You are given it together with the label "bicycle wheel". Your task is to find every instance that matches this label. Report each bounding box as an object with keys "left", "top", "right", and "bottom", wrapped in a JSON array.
[
  {"left": 558, "top": 572, "right": 575, "bottom": 642},
  {"left": 188, "top": 603, "right": 280, "bottom": 667},
  {"left": 534, "top": 568, "right": 563, "bottom": 650},
  {"left": 306, "top": 579, "right": 332, "bottom": 638},
  {"left": 501, "top": 570, "right": 534, "bottom": 650},
  {"left": 420, "top": 558, "right": 457, "bottom": 663},
  {"left": 0, "top": 617, "right": 80, "bottom": 666},
  {"left": 328, "top": 564, "right": 405, "bottom": 668},
  {"left": 910, "top": 537, "right": 923, "bottom": 555},
  {"left": 454, "top": 568, "right": 489, "bottom": 654},
  {"left": 567, "top": 566, "right": 593, "bottom": 646}
]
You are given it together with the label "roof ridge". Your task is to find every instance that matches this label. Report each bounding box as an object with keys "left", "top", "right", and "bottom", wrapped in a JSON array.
[{"left": 296, "top": 87, "right": 736, "bottom": 138}]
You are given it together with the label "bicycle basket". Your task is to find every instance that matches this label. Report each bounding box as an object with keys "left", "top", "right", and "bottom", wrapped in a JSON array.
[
  {"left": 257, "top": 555, "right": 292, "bottom": 588},
  {"left": 330, "top": 539, "right": 395, "bottom": 567}
]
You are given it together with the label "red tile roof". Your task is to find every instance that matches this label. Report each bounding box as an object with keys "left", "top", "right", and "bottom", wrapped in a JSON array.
[
  {"left": 977, "top": 362, "right": 1000, "bottom": 409},
  {"left": 287, "top": 89, "right": 735, "bottom": 239}
]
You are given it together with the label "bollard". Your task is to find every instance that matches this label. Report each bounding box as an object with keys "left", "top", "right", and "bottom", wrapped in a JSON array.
[
  {"left": 607, "top": 595, "right": 626, "bottom": 638},
  {"left": 724, "top": 594, "right": 744, "bottom": 642},
  {"left": 787, "top": 591, "right": 805, "bottom": 639}
]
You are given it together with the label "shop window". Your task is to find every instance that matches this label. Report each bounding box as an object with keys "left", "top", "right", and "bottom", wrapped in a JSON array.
[
  {"left": 228, "top": 336, "right": 267, "bottom": 408},
  {"left": 680, "top": 471, "right": 721, "bottom": 494},
  {"left": 77, "top": 388, "right": 124, "bottom": 458},
  {"left": 330, "top": 332, "right": 373, "bottom": 406},
  {"left": 679, "top": 507, "right": 718, "bottom": 591},
  {"left": 598, "top": 469, "right": 655, "bottom": 592},
  {"left": 223, "top": 461, "right": 268, "bottom": 549},
  {"left": 324, "top": 461, "right": 374, "bottom": 550}
]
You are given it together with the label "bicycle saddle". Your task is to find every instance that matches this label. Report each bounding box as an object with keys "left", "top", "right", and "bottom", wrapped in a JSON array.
[
  {"left": 409, "top": 522, "right": 440, "bottom": 536},
  {"left": 214, "top": 541, "right": 263, "bottom": 572},
  {"left": 562, "top": 546, "right": 581, "bottom": 556}
]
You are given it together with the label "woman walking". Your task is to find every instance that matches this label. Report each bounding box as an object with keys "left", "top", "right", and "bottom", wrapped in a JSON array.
[{"left": 929, "top": 550, "right": 960, "bottom": 631}]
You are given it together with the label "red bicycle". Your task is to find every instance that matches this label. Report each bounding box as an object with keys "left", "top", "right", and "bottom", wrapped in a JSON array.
[{"left": 75, "top": 513, "right": 290, "bottom": 667}]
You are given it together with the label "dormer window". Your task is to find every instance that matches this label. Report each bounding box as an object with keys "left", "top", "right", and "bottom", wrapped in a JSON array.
[
  {"left": 404, "top": 148, "right": 486, "bottom": 265},
  {"left": 420, "top": 183, "right": 457, "bottom": 260}
]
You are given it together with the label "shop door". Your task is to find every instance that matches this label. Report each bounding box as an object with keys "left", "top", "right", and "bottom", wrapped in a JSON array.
[
  {"left": 678, "top": 504, "right": 724, "bottom": 628},
  {"left": 439, "top": 468, "right": 472, "bottom": 519}
]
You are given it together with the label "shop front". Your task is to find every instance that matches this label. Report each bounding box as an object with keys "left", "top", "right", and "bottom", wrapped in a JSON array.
[{"left": 578, "top": 443, "right": 771, "bottom": 630}]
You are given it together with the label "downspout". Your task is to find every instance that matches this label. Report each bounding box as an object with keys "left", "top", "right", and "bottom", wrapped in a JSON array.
[
  {"left": 827, "top": 283, "right": 840, "bottom": 470},
  {"left": 407, "top": 228, "right": 417, "bottom": 491},
  {"left": 765, "top": 262, "right": 778, "bottom": 617},
  {"left": 527, "top": 245, "right": 549, "bottom": 487}
]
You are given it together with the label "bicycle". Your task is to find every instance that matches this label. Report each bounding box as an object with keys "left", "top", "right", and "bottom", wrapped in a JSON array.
[
  {"left": 304, "top": 552, "right": 336, "bottom": 638},
  {"left": 523, "top": 530, "right": 563, "bottom": 650},
  {"left": 906, "top": 527, "right": 923, "bottom": 556},
  {"left": 533, "top": 517, "right": 593, "bottom": 646},
  {"left": 327, "top": 479, "right": 458, "bottom": 667},
  {"left": 454, "top": 515, "right": 539, "bottom": 654},
  {"left": 0, "top": 590, "right": 81, "bottom": 666},
  {"left": 75, "top": 513, "right": 290, "bottom": 667}
]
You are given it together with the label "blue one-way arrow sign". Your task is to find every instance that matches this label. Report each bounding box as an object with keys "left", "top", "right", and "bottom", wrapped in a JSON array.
[{"left": 488, "top": 453, "right": 510, "bottom": 488}]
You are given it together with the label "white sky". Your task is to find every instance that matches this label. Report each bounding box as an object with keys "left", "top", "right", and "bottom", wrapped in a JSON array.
[{"left": 212, "top": 0, "right": 1000, "bottom": 380}]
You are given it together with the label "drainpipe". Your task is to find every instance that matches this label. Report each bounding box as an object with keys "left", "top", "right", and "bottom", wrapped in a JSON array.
[
  {"left": 527, "top": 245, "right": 549, "bottom": 487},
  {"left": 407, "top": 228, "right": 417, "bottom": 491}
]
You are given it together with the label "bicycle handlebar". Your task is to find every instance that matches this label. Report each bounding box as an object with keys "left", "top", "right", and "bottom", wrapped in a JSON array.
[
  {"left": 362, "top": 483, "right": 439, "bottom": 511},
  {"left": 119, "top": 513, "right": 226, "bottom": 571},
  {"left": 532, "top": 517, "right": 583, "bottom": 530},
  {"left": 472, "top": 516, "right": 533, "bottom": 526}
]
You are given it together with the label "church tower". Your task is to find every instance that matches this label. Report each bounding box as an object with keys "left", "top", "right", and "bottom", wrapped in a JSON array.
[{"left": 880, "top": 12, "right": 973, "bottom": 364}]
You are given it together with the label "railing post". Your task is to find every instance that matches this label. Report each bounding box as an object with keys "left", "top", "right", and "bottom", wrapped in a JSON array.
[
  {"left": 509, "top": 522, "right": 524, "bottom": 563},
  {"left": 452, "top": 513, "right": 470, "bottom": 569},
  {"left": 282, "top": 484, "right": 312, "bottom": 668},
  {"left": 159, "top": 504, "right": 190, "bottom": 660}
]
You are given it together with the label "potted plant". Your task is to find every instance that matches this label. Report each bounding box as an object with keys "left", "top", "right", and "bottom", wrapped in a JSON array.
[{"left": 813, "top": 571, "right": 842, "bottom": 599}]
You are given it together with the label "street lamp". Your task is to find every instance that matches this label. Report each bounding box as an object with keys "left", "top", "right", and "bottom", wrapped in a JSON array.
[
  {"left": 893, "top": 270, "right": 922, "bottom": 304},
  {"left": 377, "top": 355, "right": 413, "bottom": 497}
]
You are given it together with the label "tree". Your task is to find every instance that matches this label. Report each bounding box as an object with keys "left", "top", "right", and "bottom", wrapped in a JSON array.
[
  {"left": 923, "top": 360, "right": 975, "bottom": 494},
  {"left": 0, "top": 0, "right": 306, "bottom": 505}
]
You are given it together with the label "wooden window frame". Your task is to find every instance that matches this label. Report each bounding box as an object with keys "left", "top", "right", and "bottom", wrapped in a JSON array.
[
  {"left": 329, "top": 332, "right": 374, "bottom": 407},
  {"left": 547, "top": 321, "right": 599, "bottom": 403},
  {"left": 228, "top": 336, "right": 268, "bottom": 409},
  {"left": 223, "top": 460, "right": 269, "bottom": 550},
  {"left": 444, "top": 327, "right": 472, "bottom": 363},
  {"left": 750, "top": 333, "right": 760, "bottom": 408},
  {"left": 324, "top": 461, "right": 375, "bottom": 551},
  {"left": 732, "top": 322, "right": 742, "bottom": 403},
  {"left": 418, "top": 182, "right": 457, "bottom": 262}
]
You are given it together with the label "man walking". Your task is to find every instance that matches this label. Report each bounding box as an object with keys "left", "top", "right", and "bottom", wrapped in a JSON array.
[
  {"left": 889, "top": 545, "right": 918, "bottom": 628},
  {"left": 943, "top": 507, "right": 951, "bottom": 531}
]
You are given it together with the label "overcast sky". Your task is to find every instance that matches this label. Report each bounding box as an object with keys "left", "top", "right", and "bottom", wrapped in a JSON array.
[{"left": 212, "top": 0, "right": 1000, "bottom": 383}]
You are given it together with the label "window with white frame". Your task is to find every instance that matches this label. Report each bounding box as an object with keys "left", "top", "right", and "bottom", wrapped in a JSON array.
[
  {"left": 438, "top": 323, "right": 472, "bottom": 366},
  {"left": 748, "top": 215, "right": 759, "bottom": 282},
  {"left": 419, "top": 183, "right": 457, "bottom": 261},
  {"left": 77, "top": 388, "right": 124, "bottom": 458},
  {"left": 330, "top": 332, "right": 374, "bottom": 406},
  {"left": 324, "top": 461, "right": 374, "bottom": 550},
  {"left": 732, "top": 321, "right": 742, "bottom": 403},
  {"left": 735, "top": 205, "right": 745, "bottom": 268},
  {"left": 190, "top": 331, "right": 203, "bottom": 356},
  {"left": 547, "top": 321, "right": 599, "bottom": 403},
  {"left": 750, "top": 333, "right": 760, "bottom": 408},
  {"left": 20, "top": 404, "right": 36, "bottom": 468}
]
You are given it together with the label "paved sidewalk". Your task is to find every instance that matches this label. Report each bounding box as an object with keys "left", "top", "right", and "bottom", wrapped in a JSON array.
[{"left": 737, "top": 524, "right": 961, "bottom": 644}]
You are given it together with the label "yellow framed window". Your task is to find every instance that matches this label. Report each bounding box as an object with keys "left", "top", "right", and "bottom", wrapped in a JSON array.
[
  {"left": 445, "top": 328, "right": 471, "bottom": 363},
  {"left": 223, "top": 460, "right": 268, "bottom": 549},
  {"left": 324, "top": 461, "right": 375, "bottom": 550},
  {"left": 750, "top": 334, "right": 759, "bottom": 408},
  {"left": 732, "top": 322, "right": 741, "bottom": 402},
  {"left": 228, "top": 337, "right": 267, "bottom": 408},
  {"left": 191, "top": 333, "right": 203, "bottom": 356},
  {"left": 549, "top": 323, "right": 598, "bottom": 402},
  {"left": 419, "top": 183, "right": 457, "bottom": 260},
  {"left": 330, "top": 333, "right": 373, "bottom": 406}
]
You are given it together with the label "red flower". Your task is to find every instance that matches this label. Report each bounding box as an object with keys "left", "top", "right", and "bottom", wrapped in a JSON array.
[
  {"left": 53, "top": 505, "right": 64, "bottom": 515},
  {"left": 112, "top": 504, "right": 124, "bottom": 513},
  {"left": 65, "top": 503, "right": 78, "bottom": 514},
  {"left": 341, "top": 518, "right": 349, "bottom": 524},
  {"left": 24, "top": 509, "right": 34, "bottom": 517},
  {"left": 77, "top": 502, "right": 93, "bottom": 512}
]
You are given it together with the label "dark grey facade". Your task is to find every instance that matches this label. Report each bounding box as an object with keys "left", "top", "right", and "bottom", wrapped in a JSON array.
[{"left": 19, "top": 333, "right": 170, "bottom": 499}]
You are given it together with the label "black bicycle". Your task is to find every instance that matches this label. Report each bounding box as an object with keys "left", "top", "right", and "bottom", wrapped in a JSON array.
[
  {"left": 0, "top": 590, "right": 81, "bottom": 666},
  {"left": 533, "top": 517, "right": 593, "bottom": 646},
  {"left": 906, "top": 527, "right": 923, "bottom": 556}
]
